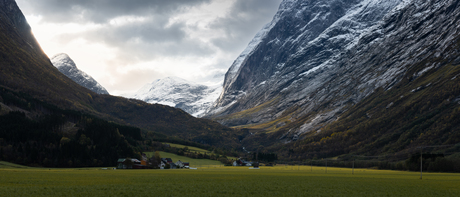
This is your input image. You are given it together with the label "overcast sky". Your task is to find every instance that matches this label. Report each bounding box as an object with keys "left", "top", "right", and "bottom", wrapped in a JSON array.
[{"left": 16, "top": 0, "right": 282, "bottom": 96}]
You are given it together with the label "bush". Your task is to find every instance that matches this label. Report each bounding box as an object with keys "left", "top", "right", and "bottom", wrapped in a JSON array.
[{"left": 427, "top": 158, "right": 460, "bottom": 172}]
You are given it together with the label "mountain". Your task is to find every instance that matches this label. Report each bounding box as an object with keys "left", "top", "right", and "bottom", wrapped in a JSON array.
[
  {"left": 51, "top": 53, "right": 109, "bottom": 95},
  {"left": 207, "top": 0, "right": 406, "bottom": 122},
  {"left": 206, "top": 0, "right": 460, "bottom": 157},
  {"left": 0, "top": 0, "right": 240, "bottom": 152},
  {"left": 129, "top": 77, "right": 221, "bottom": 117}
]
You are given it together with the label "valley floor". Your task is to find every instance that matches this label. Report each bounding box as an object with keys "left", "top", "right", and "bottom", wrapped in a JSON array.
[{"left": 0, "top": 162, "right": 459, "bottom": 196}]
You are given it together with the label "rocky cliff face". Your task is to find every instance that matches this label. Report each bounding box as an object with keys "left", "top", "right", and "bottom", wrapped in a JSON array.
[
  {"left": 208, "top": 0, "right": 405, "bottom": 122},
  {"left": 129, "top": 77, "right": 221, "bottom": 117},
  {"left": 51, "top": 53, "right": 109, "bottom": 95},
  {"left": 207, "top": 0, "right": 460, "bottom": 144}
]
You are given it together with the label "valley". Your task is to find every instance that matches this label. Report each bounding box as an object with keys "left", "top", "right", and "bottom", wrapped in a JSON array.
[{"left": 1, "top": 0, "right": 460, "bottom": 176}]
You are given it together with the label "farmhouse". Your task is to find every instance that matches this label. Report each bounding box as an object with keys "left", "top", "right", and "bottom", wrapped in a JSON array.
[
  {"left": 161, "top": 158, "right": 173, "bottom": 164},
  {"left": 233, "top": 159, "right": 253, "bottom": 166},
  {"left": 175, "top": 160, "right": 190, "bottom": 168},
  {"left": 117, "top": 158, "right": 147, "bottom": 169},
  {"left": 160, "top": 158, "right": 179, "bottom": 169}
]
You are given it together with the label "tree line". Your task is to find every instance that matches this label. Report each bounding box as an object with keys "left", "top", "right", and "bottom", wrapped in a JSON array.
[{"left": 0, "top": 89, "right": 141, "bottom": 167}]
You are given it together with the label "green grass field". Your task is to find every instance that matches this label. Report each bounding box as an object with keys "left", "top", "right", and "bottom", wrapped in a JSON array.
[
  {"left": 163, "top": 142, "right": 211, "bottom": 154},
  {"left": 162, "top": 142, "right": 238, "bottom": 160},
  {"left": 0, "top": 161, "right": 459, "bottom": 196},
  {"left": 0, "top": 161, "right": 35, "bottom": 169},
  {"left": 146, "top": 151, "right": 224, "bottom": 166}
]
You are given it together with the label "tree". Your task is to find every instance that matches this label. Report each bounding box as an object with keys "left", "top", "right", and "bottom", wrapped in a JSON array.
[
  {"left": 149, "top": 156, "right": 159, "bottom": 169},
  {"left": 154, "top": 151, "right": 161, "bottom": 164}
]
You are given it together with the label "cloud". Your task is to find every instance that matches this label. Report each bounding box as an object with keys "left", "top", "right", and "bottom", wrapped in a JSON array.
[
  {"left": 101, "top": 68, "right": 164, "bottom": 96},
  {"left": 60, "top": 17, "right": 215, "bottom": 64},
  {"left": 16, "top": 0, "right": 283, "bottom": 95},
  {"left": 18, "top": 0, "right": 212, "bottom": 24},
  {"left": 209, "top": 0, "right": 282, "bottom": 53}
]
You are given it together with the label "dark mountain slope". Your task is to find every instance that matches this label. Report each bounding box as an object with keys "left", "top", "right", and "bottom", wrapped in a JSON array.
[
  {"left": 0, "top": 0, "right": 240, "bottom": 149},
  {"left": 0, "top": 0, "right": 95, "bottom": 112}
]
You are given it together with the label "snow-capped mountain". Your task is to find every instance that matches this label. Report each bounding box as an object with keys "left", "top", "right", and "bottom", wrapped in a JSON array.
[
  {"left": 129, "top": 77, "right": 221, "bottom": 117},
  {"left": 208, "top": 0, "right": 405, "bottom": 120},
  {"left": 51, "top": 53, "right": 109, "bottom": 95},
  {"left": 207, "top": 0, "right": 460, "bottom": 142}
]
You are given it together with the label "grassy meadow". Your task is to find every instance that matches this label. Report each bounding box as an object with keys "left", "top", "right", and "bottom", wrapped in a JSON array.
[
  {"left": 0, "top": 162, "right": 459, "bottom": 196},
  {"left": 146, "top": 151, "right": 224, "bottom": 166},
  {"left": 161, "top": 143, "right": 238, "bottom": 160}
]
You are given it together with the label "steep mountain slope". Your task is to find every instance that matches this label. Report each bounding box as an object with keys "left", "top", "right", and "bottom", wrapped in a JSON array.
[
  {"left": 129, "top": 77, "right": 221, "bottom": 117},
  {"left": 207, "top": 0, "right": 404, "bottom": 122},
  {"left": 207, "top": 0, "right": 460, "bottom": 156},
  {"left": 277, "top": 0, "right": 460, "bottom": 159},
  {"left": 0, "top": 0, "right": 240, "bottom": 149},
  {"left": 51, "top": 53, "right": 109, "bottom": 95}
]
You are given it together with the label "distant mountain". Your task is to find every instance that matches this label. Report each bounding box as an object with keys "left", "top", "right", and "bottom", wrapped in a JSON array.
[
  {"left": 129, "top": 77, "right": 221, "bottom": 117},
  {"left": 51, "top": 53, "right": 109, "bottom": 95},
  {"left": 206, "top": 0, "right": 460, "bottom": 157}
]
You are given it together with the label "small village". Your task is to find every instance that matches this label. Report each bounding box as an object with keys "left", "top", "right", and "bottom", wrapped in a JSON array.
[{"left": 116, "top": 153, "right": 259, "bottom": 169}]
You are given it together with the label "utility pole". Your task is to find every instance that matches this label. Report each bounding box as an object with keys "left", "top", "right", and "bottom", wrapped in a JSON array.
[
  {"left": 311, "top": 159, "right": 313, "bottom": 172},
  {"left": 352, "top": 159, "right": 354, "bottom": 175},
  {"left": 420, "top": 147, "right": 423, "bottom": 180},
  {"left": 325, "top": 159, "right": 327, "bottom": 173}
]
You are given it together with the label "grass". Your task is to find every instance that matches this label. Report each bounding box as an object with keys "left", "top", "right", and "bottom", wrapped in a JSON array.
[
  {"left": 145, "top": 151, "right": 225, "bottom": 166},
  {"left": 213, "top": 97, "right": 280, "bottom": 121},
  {"left": 161, "top": 142, "right": 238, "bottom": 160},
  {"left": 0, "top": 161, "right": 33, "bottom": 169},
  {"left": 0, "top": 162, "right": 459, "bottom": 196},
  {"left": 162, "top": 143, "right": 212, "bottom": 155}
]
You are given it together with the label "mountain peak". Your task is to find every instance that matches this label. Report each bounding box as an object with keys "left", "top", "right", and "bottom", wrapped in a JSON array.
[
  {"left": 129, "top": 77, "right": 221, "bottom": 117},
  {"left": 156, "top": 76, "right": 194, "bottom": 85},
  {"left": 50, "top": 53, "right": 76, "bottom": 69},
  {"left": 50, "top": 53, "right": 109, "bottom": 95}
]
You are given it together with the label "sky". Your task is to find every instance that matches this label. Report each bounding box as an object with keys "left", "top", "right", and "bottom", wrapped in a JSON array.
[{"left": 15, "top": 0, "right": 283, "bottom": 96}]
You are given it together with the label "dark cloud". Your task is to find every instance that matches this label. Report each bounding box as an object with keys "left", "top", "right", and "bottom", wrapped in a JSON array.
[
  {"left": 18, "top": 0, "right": 281, "bottom": 62},
  {"left": 18, "top": 0, "right": 212, "bottom": 23},
  {"left": 209, "top": 0, "right": 282, "bottom": 54}
]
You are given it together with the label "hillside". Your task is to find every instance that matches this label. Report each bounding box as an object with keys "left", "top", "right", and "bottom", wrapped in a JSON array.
[
  {"left": 206, "top": 0, "right": 460, "bottom": 159},
  {"left": 0, "top": 0, "right": 240, "bottom": 152}
]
